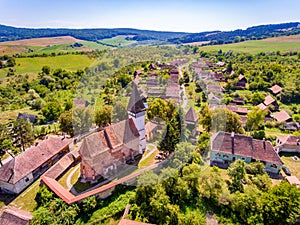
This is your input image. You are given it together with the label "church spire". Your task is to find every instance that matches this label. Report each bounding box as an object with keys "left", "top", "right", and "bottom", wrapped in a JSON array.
[{"left": 127, "top": 82, "right": 145, "bottom": 114}]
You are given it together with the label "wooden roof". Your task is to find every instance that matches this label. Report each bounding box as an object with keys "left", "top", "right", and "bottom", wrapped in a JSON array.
[
  {"left": 0, "top": 207, "right": 32, "bottom": 225},
  {"left": 272, "top": 110, "right": 291, "bottom": 123}
]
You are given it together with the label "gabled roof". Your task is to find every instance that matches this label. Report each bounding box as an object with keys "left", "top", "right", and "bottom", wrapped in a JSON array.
[
  {"left": 272, "top": 110, "right": 291, "bottom": 123},
  {"left": 257, "top": 103, "right": 268, "bottom": 111},
  {"left": 0, "top": 136, "right": 72, "bottom": 184},
  {"left": 264, "top": 95, "right": 276, "bottom": 106},
  {"left": 0, "top": 207, "right": 32, "bottom": 225},
  {"left": 212, "top": 132, "right": 283, "bottom": 164},
  {"left": 277, "top": 135, "right": 300, "bottom": 146},
  {"left": 79, "top": 119, "right": 140, "bottom": 176},
  {"left": 270, "top": 84, "right": 282, "bottom": 95},
  {"left": 127, "top": 82, "right": 145, "bottom": 114},
  {"left": 73, "top": 99, "right": 89, "bottom": 107},
  {"left": 184, "top": 107, "right": 199, "bottom": 123},
  {"left": 238, "top": 74, "right": 246, "bottom": 81}
]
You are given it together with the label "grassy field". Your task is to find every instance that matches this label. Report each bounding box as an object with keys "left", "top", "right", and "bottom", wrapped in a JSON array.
[
  {"left": 0, "top": 54, "right": 96, "bottom": 78},
  {"left": 98, "top": 36, "right": 137, "bottom": 47},
  {"left": 0, "top": 107, "right": 38, "bottom": 124},
  {"left": 280, "top": 152, "right": 300, "bottom": 179},
  {"left": 200, "top": 35, "right": 300, "bottom": 53},
  {"left": 9, "top": 179, "right": 40, "bottom": 212}
]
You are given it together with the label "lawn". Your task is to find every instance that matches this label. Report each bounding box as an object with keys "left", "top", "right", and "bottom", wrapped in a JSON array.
[
  {"left": 98, "top": 36, "right": 137, "bottom": 47},
  {"left": 280, "top": 152, "right": 300, "bottom": 179},
  {"left": 200, "top": 39, "right": 300, "bottom": 53},
  {"left": 138, "top": 149, "right": 159, "bottom": 168},
  {"left": 0, "top": 54, "right": 96, "bottom": 78},
  {"left": 9, "top": 178, "right": 40, "bottom": 212},
  {"left": 0, "top": 107, "right": 38, "bottom": 124}
]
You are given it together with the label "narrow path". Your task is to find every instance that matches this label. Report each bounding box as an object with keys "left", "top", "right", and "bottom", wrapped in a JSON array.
[
  {"left": 66, "top": 164, "right": 80, "bottom": 195},
  {"left": 139, "top": 144, "right": 157, "bottom": 162}
]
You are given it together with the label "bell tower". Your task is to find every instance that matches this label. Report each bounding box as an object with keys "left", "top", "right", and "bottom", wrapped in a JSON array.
[{"left": 127, "top": 82, "right": 146, "bottom": 153}]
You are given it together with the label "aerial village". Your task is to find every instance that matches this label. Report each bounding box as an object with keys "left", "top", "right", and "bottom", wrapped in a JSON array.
[{"left": 0, "top": 55, "right": 300, "bottom": 224}]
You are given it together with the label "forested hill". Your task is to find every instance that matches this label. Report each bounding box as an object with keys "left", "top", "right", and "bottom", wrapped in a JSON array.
[
  {"left": 169, "top": 22, "right": 300, "bottom": 44},
  {"left": 0, "top": 24, "right": 188, "bottom": 43},
  {"left": 0, "top": 22, "right": 299, "bottom": 45}
]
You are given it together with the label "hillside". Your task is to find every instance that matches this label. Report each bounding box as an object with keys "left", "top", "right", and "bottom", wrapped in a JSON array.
[{"left": 0, "top": 22, "right": 299, "bottom": 45}]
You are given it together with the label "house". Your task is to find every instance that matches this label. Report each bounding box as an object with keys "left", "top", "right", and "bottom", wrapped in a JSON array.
[
  {"left": 184, "top": 107, "right": 199, "bottom": 125},
  {"left": 270, "top": 84, "right": 283, "bottom": 95},
  {"left": 208, "top": 93, "right": 222, "bottom": 105},
  {"left": 215, "top": 61, "right": 226, "bottom": 67},
  {"left": 73, "top": 99, "right": 89, "bottom": 108},
  {"left": 17, "top": 113, "right": 37, "bottom": 124},
  {"left": 285, "top": 176, "right": 300, "bottom": 187},
  {"left": 226, "top": 104, "right": 248, "bottom": 115},
  {"left": 275, "top": 135, "right": 300, "bottom": 153},
  {"left": 235, "top": 74, "right": 247, "bottom": 89},
  {"left": 149, "top": 63, "right": 157, "bottom": 70},
  {"left": 0, "top": 136, "right": 72, "bottom": 194},
  {"left": 0, "top": 207, "right": 32, "bottom": 225},
  {"left": 283, "top": 122, "right": 300, "bottom": 131},
  {"left": 263, "top": 95, "right": 279, "bottom": 111},
  {"left": 233, "top": 97, "right": 245, "bottom": 105},
  {"left": 210, "top": 132, "right": 283, "bottom": 174},
  {"left": 212, "top": 72, "right": 226, "bottom": 82},
  {"left": 257, "top": 103, "right": 269, "bottom": 112},
  {"left": 79, "top": 82, "right": 146, "bottom": 183},
  {"left": 164, "top": 83, "right": 180, "bottom": 102},
  {"left": 272, "top": 110, "right": 292, "bottom": 123},
  {"left": 134, "top": 70, "right": 143, "bottom": 77}
]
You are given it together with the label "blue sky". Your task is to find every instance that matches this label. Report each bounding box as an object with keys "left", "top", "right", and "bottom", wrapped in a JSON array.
[{"left": 0, "top": 0, "right": 299, "bottom": 32}]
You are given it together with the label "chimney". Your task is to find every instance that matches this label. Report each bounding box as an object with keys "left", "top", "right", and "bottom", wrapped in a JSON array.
[
  {"left": 231, "top": 132, "right": 235, "bottom": 154},
  {"left": 297, "top": 139, "right": 299, "bottom": 146},
  {"left": 263, "top": 138, "right": 266, "bottom": 150}
]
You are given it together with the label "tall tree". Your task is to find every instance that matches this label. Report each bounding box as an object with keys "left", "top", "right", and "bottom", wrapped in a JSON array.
[
  {"left": 227, "top": 159, "right": 246, "bottom": 193},
  {"left": 12, "top": 118, "right": 34, "bottom": 152},
  {"left": 246, "top": 107, "right": 267, "bottom": 131},
  {"left": 42, "top": 101, "right": 62, "bottom": 122},
  {"left": 95, "top": 105, "right": 112, "bottom": 127},
  {"left": 59, "top": 110, "right": 74, "bottom": 136},
  {"left": 72, "top": 106, "right": 93, "bottom": 135},
  {"left": 0, "top": 124, "right": 15, "bottom": 165}
]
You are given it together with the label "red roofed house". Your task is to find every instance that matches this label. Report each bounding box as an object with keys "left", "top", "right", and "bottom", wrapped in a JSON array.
[
  {"left": 235, "top": 74, "right": 247, "bottom": 89},
  {"left": 272, "top": 110, "right": 292, "bottom": 123},
  {"left": 0, "top": 207, "right": 32, "bottom": 225},
  {"left": 263, "top": 95, "right": 279, "bottom": 111},
  {"left": 270, "top": 84, "right": 283, "bottom": 95},
  {"left": 210, "top": 132, "right": 283, "bottom": 174},
  {"left": 79, "top": 82, "right": 146, "bottom": 183},
  {"left": 0, "top": 136, "right": 72, "bottom": 194},
  {"left": 275, "top": 135, "right": 300, "bottom": 153},
  {"left": 285, "top": 176, "right": 300, "bottom": 187}
]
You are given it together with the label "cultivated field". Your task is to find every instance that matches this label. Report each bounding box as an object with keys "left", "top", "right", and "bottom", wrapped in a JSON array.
[
  {"left": 199, "top": 35, "right": 300, "bottom": 53},
  {"left": 0, "top": 36, "right": 83, "bottom": 47},
  {"left": 0, "top": 54, "right": 96, "bottom": 79}
]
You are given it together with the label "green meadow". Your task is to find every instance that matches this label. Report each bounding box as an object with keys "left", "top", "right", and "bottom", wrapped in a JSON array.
[
  {"left": 199, "top": 39, "right": 300, "bottom": 53},
  {"left": 98, "top": 36, "right": 137, "bottom": 47},
  {"left": 0, "top": 54, "right": 95, "bottom": 78}
]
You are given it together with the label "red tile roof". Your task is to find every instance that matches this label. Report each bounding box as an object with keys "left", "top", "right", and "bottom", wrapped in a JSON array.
[
  {"left": 272, "top": 110, "right": 291, "bottom": 123},
  {"left": 212, "top": 132, "right": 283, "bottom": 164},
  {"left": 270, "top": 85, "right": 282, "bottom": 95},
  {"left": 263, "top": 95, "right": 276, "bottom": 106},
  {"left": 257, "top": 103, "right": 268, "bottom": 111},
  {"left": 0, "top": 207, "right": 32, "bottom": 225},
  {"left": 285, "top": 176, "right": 300, "bottom": 185},
  {"left": 0, "top": 136, "right": 72, "bottom": 184}
]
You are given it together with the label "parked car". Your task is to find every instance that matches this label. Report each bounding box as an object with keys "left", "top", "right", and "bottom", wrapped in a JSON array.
[{"left": 282, "top": 166, "right": 291, "bottom": 176}]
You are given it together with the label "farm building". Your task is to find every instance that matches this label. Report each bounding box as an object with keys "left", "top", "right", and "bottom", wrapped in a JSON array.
[
  {"left": 0, "top": 136, "right": 72, "bottom": 194},
  {"left": 210, "top": 132, "right": 283, "bottom": 174},
  {"left": 275, "top": 135, "right": 300, "bottom": 153}
]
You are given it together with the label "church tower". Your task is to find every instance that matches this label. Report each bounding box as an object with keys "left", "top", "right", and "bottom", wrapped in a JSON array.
[{"left": 127, "top": 82, "right": 146, "bottom": 153}]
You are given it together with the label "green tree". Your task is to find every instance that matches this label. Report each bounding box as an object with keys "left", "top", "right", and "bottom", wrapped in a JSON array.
[
  {"left": 211, "top": 108, "right": 244, "bottom": 134},
  {"left": 0, "top": 124, "right": 15, "bottom": 165},
  {"left": 42, "top": 101, "right": 62, "bottom": 122},
  {"left": 197, "top": 132, "right": 210, "bottom": 156},
  {"left": 42, "top": 65, "right": 51, "bottom": 75},
  {"left": 199, "top": 104, "right": 212, "bottom": 132},
  {"left": 13, "top": 118, "right": 35, "bottom": 152},
  {"left": 246, "top": 107, "right": 267, "bottom": 131},
  {"left": 251, "top": 92, "right": 265, "bottom": 105},
  {"left": 59, "top": 110, "right": 74, "bottom": 136},
  {"left": 227, "top": 159, "right": 246, "bottom": 193},
  {"left": 262, "top": 181, "right": 300, "bottom": 225},
  {"left": 72, "top": 106, "right": 93, "bottom": 135},
  {"left": 95, "top": 105, "right": 112, "bottom": 127}
]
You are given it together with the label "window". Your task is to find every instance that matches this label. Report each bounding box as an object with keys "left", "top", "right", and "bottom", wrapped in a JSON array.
[
  {"left": 241, "top": 157, "right": 245, "bottom": 160},
  {"left": 25, "top": 177, "right": 29, "bottom": 182},
  {"left": 271, "top": 164, "right": 277, "bottom": 168}
]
